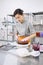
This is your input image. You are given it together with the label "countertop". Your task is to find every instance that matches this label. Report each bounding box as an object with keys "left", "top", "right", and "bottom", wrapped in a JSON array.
[
  {"left": 0, "top": 41, "right": 43, "bottom": 65},
  {"left": 0, "top": 48, "right": 43, "bottom": 65}
]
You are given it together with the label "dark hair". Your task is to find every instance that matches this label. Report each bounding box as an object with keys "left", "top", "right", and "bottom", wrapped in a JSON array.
[{"left": 13, "top": 9, "right": 24, "bottom": 17}]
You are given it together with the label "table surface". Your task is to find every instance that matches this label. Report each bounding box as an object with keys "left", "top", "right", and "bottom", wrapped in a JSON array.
[
  {"left": 0, "top": 41, "right": 43, "bottom": 65},
  {"left": 3, "top": 48, "right": 43, "bottom": 65}
]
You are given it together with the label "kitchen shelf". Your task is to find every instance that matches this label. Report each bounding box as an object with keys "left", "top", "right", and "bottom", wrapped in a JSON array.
[{"left": 2, "top": 21, "right": 15, "bottom": 42}]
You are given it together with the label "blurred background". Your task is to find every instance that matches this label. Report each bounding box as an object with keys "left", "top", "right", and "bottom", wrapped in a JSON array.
[{"left": 0, "top": 0, "right": 43, "bottom": 44}]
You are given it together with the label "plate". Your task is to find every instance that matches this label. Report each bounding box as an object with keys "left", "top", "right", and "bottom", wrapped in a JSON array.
[
  {"left": 9, "top": 41, "right": 30, "bottom": 48},
  {"left": 8, "top": 48, "right": 40, "bottom": 57}
]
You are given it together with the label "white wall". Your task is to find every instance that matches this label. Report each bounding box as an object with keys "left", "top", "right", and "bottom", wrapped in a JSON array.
[{"left": 0, "top": 0, "right": 43, "bottom": 22}]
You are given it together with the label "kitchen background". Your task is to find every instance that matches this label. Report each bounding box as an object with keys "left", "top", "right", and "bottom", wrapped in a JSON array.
[{"left": 0, "top": 0, "right": 43, "bottom": 44}]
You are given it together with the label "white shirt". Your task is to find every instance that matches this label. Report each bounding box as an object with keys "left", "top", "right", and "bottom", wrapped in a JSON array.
[{"left": 14, "top": 17, "right": 35, "bottom": 41}]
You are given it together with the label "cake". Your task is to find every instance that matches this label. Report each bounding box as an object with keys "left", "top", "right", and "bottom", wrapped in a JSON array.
[{"left": 18, "top": 36, "right": 30, "bottom": 45}]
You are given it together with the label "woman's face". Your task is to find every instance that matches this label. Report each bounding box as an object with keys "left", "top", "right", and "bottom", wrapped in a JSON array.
[{"left": 15, "top": 14, "right": 24, "bottom": 23}]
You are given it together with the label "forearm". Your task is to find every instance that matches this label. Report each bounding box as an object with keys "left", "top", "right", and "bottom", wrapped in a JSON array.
[
  {"left": 21, "top": 33, "right": 36, "bottom": 41},
  {"left": 15, "top": 33, "right": 36, "bottom": 43}
]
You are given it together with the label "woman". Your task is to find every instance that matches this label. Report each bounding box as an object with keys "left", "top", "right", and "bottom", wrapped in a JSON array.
[{"left": 13, "top": 9, "right": 36, "bottom": 44}]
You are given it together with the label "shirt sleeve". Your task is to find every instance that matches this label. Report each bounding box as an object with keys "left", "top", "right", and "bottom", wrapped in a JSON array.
[
  {"left": 28, "top": 22, "right": 35, "bottom": 34},
  {"left": 28, "top": 22, "right": 36, "bottom": 43}
]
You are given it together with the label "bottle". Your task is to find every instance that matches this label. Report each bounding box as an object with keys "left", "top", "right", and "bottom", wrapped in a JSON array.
[{"left": 36, "top": 32, "right": 40, "bottom": 37}]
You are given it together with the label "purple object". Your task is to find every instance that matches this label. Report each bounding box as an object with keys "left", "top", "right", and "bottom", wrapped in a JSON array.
[{"left": 40, "top": 32, "right": 43, "bottom": 37}]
